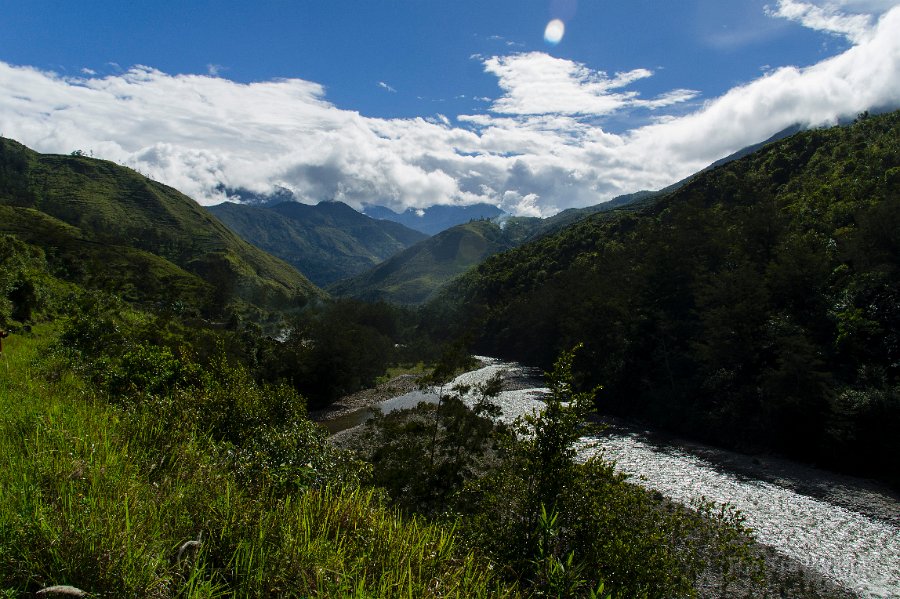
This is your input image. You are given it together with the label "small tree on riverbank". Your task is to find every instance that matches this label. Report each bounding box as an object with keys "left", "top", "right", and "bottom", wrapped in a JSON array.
[{"left": 359, "top": 369, "right": 505, "bottom": 516}]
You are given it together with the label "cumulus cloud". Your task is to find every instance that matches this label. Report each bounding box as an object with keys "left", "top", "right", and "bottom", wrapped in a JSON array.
[{"left": 0, "top": 5, "right": 898, "bottom": 217}]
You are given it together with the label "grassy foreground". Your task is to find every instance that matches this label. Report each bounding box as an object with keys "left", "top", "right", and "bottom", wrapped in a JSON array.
[{"left": 0, "top": 327, "right": 516, "bottom": 598}]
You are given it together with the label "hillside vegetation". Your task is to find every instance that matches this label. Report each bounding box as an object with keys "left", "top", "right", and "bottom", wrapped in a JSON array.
[
  {"left": 429, "top": 111, "right": 900, "bottom": 485},
  {"left": 2, "top": 226, "right": 799, "bottom": 597},
  {"left": 209, "top": 200, "right": 427, "bottom": 286},
  {"left": 332, "top": 192, "right": 661, "bottom": 305},
  {"left": 330, "top": 220, "right": 523, "bottom": 304},
  {"left": 0, "top": 326, "right": 520, "bottom": 597},
  {"left": 0, "top": 233, "right": 517, "bottom": 596},
  {"left": 0, "top": 138, "right": 324, "bottom": 321}
]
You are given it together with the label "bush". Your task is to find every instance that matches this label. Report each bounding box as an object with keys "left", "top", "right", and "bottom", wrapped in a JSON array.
[{"left": 359, "top": 373, "right": 505, "bottom": 516}]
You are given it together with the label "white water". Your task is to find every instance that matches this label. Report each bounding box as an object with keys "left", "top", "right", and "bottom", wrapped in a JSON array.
[{"left": 447, "top": 357, "right": 900, "bottom": 599}]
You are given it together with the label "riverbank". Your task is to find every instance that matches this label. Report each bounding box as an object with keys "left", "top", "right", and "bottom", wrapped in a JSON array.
[
  {"left": 309, "top": 374, "right": 422, "bottom": 421},
  {"left": 586, "top": 418, "right": 884, "bottom": 598},
  {"left": 593, "top": 415, "right": 900, "bottom": 528}
]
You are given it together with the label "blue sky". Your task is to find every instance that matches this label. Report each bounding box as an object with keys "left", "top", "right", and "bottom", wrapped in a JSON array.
[{"left": 1, "top": 0, "right": 899, "bottom": 215}]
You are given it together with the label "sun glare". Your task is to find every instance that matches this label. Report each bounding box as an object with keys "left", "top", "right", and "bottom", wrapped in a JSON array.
[{"left": 544, "top": 19, "right": 565, "bottom": 45}]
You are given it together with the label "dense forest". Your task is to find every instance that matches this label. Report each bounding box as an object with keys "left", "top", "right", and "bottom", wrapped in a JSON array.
[{"left": 428, "top": 111, "right": 900, "bottom": 486}]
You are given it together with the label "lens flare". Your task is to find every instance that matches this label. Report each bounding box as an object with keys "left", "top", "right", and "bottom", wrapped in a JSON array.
[{"left": 544, "top": 19, "right": 565, "bottom": 45}]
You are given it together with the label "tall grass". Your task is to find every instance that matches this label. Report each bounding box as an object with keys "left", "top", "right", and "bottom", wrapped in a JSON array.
[{"left": 0, "top": 327, "right": 517, "bottom": 597}]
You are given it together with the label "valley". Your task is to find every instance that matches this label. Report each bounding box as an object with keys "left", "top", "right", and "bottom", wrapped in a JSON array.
[{"left": 1, "top": 56, "right": 898, "bottom": 598}]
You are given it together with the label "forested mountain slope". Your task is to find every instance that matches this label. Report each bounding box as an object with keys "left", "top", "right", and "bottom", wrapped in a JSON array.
[
  {"left": 330, "top": 219, "right": 523, "bottom": 304},
  {"left": 209, "top": 200, "right": 427, "bottom": 286},
  {"left": 0, "top": 138, "right": 323, "bottom": 318},
  {"left": 429, "top": 111, "right": 900, "bottom": 483}
]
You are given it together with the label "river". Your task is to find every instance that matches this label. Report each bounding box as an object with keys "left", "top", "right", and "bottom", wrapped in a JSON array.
[{"left": 327, "top": 357, "right": 900, "bottom": 598}]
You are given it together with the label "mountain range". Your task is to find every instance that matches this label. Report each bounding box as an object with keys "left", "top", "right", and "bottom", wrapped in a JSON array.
[
  {"left": 208, "top": 200, "right": 427, "bottom": 286},
  {"left": 328, "top": 196, "right": 653, "bottom": 304}
]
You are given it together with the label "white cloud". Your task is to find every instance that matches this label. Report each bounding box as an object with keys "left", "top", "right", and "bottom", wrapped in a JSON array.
[
  {"left": 482, "top": 52, "right": 698, "bottom": 116},
  {"left": 378, "top": 81, "right": 397, "bottom": 93},
  {"left": 487, "top": 34, "right": 525, "bottom": 48},
  {"left": 0, "top": 6, "right": 898, "bottom": 218},
  {"left": 766, "top": 0, "right": 875, "bottom": 42}
]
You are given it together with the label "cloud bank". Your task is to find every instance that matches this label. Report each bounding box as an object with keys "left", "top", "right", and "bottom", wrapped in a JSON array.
[{"left": 1, "top": 3, "right": 898, "bottom": 216}]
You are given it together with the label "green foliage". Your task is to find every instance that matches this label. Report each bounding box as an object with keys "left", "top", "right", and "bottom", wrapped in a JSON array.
[
  {"left": 0, "top": 325, "right": 516, "bottom": 598},
  {"left": 514, "top": 345, "right": 600, "bottom": 514},
  {"left": 452, "top": 348, "right": 712, "bottom": 597},
  {"left": 49, "top": 291, "right": 367, "bottom": 495},
  {"left": 209, "top": 200, "right": 428, "bottom": 287},
  {"left": 529, "top": 505, "right": 610, "bottom": 599},
  {"left": 690, "top": 500, "right": 765, "bottom": 597},
  {"left": 0, "top": 235, "right": 62, "bottom": 329},
  {"left": 431, "top": 111, "right": 900, "bottom": 485},
  {"left": 329, "top": 220, "right": 525, "bottom": 305},
  {"left": 260, "top": 299, "right": 417, "bottom": 407},
  {"left": 358, "top": 371, "right": 505, "bottom": 516}
]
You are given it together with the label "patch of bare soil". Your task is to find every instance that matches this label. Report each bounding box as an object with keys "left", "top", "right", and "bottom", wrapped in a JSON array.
[{"left": 309, "top": 374, "right": 422, "bottom": 422}]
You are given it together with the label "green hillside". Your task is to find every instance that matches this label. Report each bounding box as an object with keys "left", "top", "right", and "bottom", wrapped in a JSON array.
[
  {"left": 329, "top": 219, "right": 521, "bottom": 304},
  {"left": 0, "top": 138, "right": 324, "bottom": 318},
  {"left": 327, "top": 193, "right": 656, "bottom": 305},
  {"left": 209, "top": 200, "right": 427, "bottom": 286},
  {"left": 429, "top": 111, "right": 900, "bottom": 483}
]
